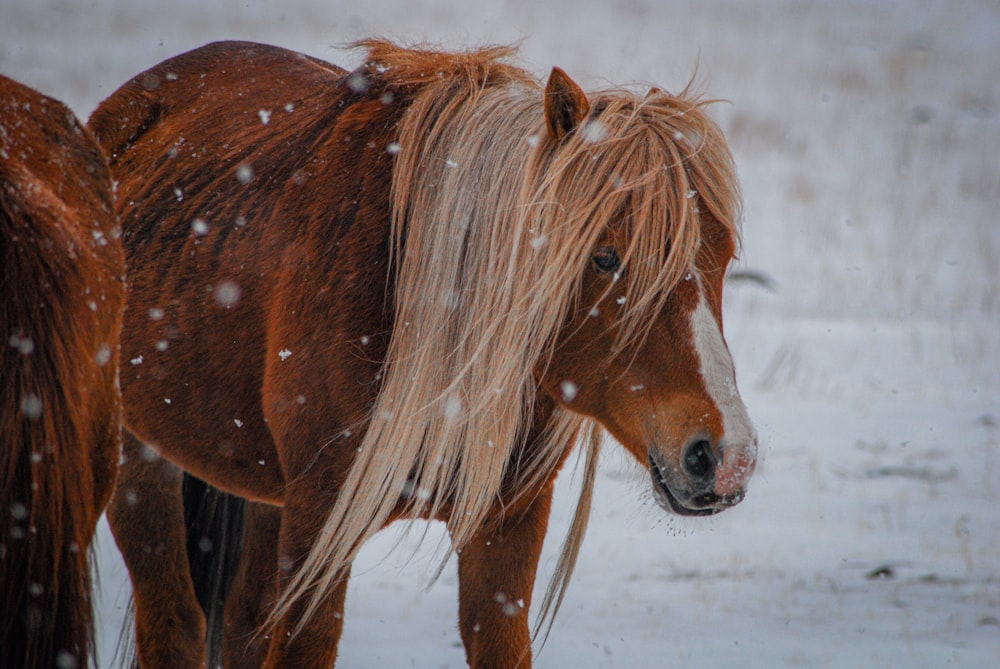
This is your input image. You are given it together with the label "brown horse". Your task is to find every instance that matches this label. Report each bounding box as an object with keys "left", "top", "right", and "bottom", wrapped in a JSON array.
[
  {"left": 89, "top": 39, "right": 757, "bottom": 668},
  {"left": 1, "top": 74, "right": 125, "bottom": 668}
]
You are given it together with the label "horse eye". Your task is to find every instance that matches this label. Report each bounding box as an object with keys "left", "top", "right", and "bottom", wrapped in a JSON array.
[{"left": 592, "top": 247, "right": 621, "bottom": 274}]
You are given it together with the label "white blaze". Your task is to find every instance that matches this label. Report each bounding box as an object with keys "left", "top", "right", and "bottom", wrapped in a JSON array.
[{"left": 690, "top": 296, "right": 758, "bottom": 489}]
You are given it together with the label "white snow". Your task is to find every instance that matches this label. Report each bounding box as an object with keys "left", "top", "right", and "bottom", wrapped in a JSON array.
[
  {"left": 95, "top": 344, "right": 113, "bottom": 366},
  {"left": 581, "top": 120, "right": 609, "bottom": 144},
  {"left": 213, "top": 279, "right": 242, "bottom": 308},
  {"left": 235, "top": 162, "right": 255, "bottom": 184},
  {"left": 20, "top": 393, "right": 43, "bottom": 420},
  {"left": 10, "top": 333, "right": 35, "bottom": 355},
  {"left": 2, "top": 2, "right": 997, "bottom": 667},
  {"left": 561, "top": 380, "right": 579, "bottom": 403}
]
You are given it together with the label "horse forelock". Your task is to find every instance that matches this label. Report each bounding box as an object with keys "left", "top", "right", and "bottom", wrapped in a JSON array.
[
  {"left": 281, "top": 44, "right": 742, "bottom": 633},
  {"left": 532, "top": 88, "right": 742, "bottom": 352}
]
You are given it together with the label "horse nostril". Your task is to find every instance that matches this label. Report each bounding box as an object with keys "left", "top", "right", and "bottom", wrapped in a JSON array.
[{"left": 682, "top": 439, "right": 716, "bottom": 480}]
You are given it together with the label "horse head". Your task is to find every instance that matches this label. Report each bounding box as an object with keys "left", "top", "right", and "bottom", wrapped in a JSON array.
[{"left": 536, "top": 67, "right": 758, "bottom": 516}]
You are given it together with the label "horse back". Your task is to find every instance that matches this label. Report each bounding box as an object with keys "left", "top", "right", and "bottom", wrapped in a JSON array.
[{"left": 88, "top": 42, "right": 405, "bottom": 500}]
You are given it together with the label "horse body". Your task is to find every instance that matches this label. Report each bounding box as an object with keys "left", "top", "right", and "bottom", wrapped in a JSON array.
[
  {"left": 89, "top": 40, "right": 756, "bottom": 668},
  {"left": 1, "top": 74, "right": 125, "bottom": 668},
  {"left": 92, "top": 42, "right": 368, "bottom": 504}
]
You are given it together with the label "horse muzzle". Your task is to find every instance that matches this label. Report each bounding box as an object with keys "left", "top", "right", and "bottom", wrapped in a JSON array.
[{"left": 648, "top": 435, "right": 756, "bottom": 516}]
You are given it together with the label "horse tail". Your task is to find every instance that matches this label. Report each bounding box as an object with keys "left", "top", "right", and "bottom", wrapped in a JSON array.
[
  {"left": 2, "top": 76, "right": 124, "bottom": 669},
  {"left": 0, "top": 307, "right": 98, "bottom": 668},
  {"left": 182, "top": 473, "right": 247, "bottom": 667}
]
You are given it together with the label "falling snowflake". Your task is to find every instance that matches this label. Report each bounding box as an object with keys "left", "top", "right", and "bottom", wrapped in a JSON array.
[
  {"left": 346, "top": 72, "right": 369, "bottom": 93},
  {"left": 235, "top": 162, "right": 254, "bottom": 184},
  {"left": 21, "top": 394, "right": 42, "bottom": 420},
  {"left": 443, "top": 394, "right": 464, "bottom": 422},
  {"left": 9, "top": 334, "right": 34, "bottom": 355},
  {"left": 213, "top": 280, "right": 242, "bottom": 308},
  {"left": 95, "top": 344, "right": 113, "bottom": 366},
  {"left": 560, "top": 380, "right": 578, "bottom": 402},
  {"left": 581, "top": 120, "right": 608, "bottom": 143}
]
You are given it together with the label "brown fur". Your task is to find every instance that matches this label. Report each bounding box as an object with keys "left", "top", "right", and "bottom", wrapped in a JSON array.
[
  {"left": 1, "top": 74, "right": 125, "bottom": 669},
  {"left": 89, "top": 39, "right": 751, "bottom": 668}
]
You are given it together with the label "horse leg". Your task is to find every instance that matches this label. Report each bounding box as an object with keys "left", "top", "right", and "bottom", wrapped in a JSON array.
[
  {"left": 259, "top": 494, "right": 351, "bottom": 669},
  {"left": 107, "top": 431, "right": 206, "bottom": 667},
  {"left": 89, "top": 384, "right": 122, "bottom": 518},
  {"left": 223, "top": 501, "right": 281, "bottom": 669},
  {"left": 456, "top": 484, "right": 555, "bottom": 669}
]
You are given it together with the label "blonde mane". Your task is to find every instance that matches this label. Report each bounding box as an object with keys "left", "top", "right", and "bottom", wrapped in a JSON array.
[{"left": 277, "top": 40, "right": 740, "bottom": 633}]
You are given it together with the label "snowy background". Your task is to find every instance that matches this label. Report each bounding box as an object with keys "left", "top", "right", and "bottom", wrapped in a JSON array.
[{"left": 2, "top": 1, "right": 998, "bottom": 667}]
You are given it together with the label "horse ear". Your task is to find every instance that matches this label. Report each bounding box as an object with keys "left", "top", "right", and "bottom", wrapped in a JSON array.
[{"left": 544, "top": 67, "right": 590, "bottom": 141}]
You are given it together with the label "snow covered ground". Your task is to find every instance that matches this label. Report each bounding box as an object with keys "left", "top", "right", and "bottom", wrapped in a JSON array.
[{"left": 2, "top": 1, "right": 998, "bottom": 667}]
